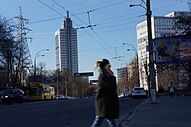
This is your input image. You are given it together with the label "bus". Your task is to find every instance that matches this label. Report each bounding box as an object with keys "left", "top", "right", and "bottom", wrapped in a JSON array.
[{"left": 28, "top": 83, "right": 55, "bottom": 101}]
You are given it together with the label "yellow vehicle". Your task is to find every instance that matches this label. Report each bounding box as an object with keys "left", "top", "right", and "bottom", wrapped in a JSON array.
[{"left": 29, "top": 83, "right": 55, "bottom": 101}]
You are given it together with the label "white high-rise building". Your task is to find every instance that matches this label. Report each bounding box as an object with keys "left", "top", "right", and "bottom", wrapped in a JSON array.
[
  {"left": 55, "top": 11, "right": 78, "bottom": 74},
  {"left": 136, "top": 11, "right": 191, "bottom": 90}
]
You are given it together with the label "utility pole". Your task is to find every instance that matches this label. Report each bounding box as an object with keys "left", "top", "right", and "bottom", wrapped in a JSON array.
[
  {"left": 146, "top": 0, "right": 157, "bottom": 103},
  {"left": 129, "top": 0, "right": 156, "bottom": 102},
  {"left": 144, "top": 55, "right": 151, "bottom": 97},
  {"left": 15, "top": 7, "right": 33, "bottom": 86}
]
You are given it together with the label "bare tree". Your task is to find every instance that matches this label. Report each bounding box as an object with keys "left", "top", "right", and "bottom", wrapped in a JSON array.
[
  {"left": 36, "top": 62, "right": 46, "bottom": 76},
  {"left": 0, "top": 16, "right": 17, "bottom": 88},
  {"left": 174, "top": 2, "right": 191, "bottom": 89},
  {"left": 128, "top": 57, "right": 139, "bottom": 89},
  {"left": 118, "top": 57, "right": 139, "bottom": 93},
  {"left": 0, "top": 15, "right": 33, "bottom": 88},
  {"left": 118, "top": 70, "right": 128, "bottom": 94},
  {"left": 157, "top": 64, "right": 180, "bottom": 91},
  {"left": 54, "top": 70, "right": 93, "bottom": 98}
]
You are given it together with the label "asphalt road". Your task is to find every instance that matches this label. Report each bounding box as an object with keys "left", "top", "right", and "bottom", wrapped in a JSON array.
[
  {"left": 0, "top": 97, "right": 144, "bottom": 127},
  {"left": 126, "top": 96, "right": 191, "bottom": 127}
]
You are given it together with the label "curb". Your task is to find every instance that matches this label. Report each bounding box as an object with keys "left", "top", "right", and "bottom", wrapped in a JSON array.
[
  {"left": 118, "top": 99, "right": 148, "bottom": 127},
  {"left": 126, "top": 100, "right": 147, "bottom": 121}
]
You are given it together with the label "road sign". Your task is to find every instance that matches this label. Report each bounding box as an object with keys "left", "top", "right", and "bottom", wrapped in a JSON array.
[{"left": 74, "top": 72, "right": 94, "bottom": 77}]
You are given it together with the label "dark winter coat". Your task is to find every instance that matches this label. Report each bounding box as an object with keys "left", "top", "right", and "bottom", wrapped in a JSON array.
[{"left": 95, "top": 70, "right": 119, "bottom": 119}]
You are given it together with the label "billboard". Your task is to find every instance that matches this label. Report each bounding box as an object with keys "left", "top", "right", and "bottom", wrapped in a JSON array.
[{"left": 154, "top": 35, "right": 191, "bottom": 64}]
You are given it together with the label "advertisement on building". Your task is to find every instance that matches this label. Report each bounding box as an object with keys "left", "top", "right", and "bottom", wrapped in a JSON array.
[{"left": 154, "top": 35, "right": 191, "bottom": 64}]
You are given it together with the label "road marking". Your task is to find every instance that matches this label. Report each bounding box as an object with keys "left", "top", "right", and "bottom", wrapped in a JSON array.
[{"left": 126, "top": 99, "right": 147, "bottom": 121}]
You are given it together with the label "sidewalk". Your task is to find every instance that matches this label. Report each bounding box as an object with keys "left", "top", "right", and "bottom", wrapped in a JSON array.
[{"left": 122, "top": 96, "right": 191, "bottom": 127}]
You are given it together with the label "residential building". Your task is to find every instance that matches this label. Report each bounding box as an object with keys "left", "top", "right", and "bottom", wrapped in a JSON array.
[
  {"left": 117, "top": 67, "right": 128, "bottom": 82},
  {"left": 136, "top": 11, "right": 191, "bottom": 90},
  {"left": 55, "top": 11, "right": 78, "bottom": 74},
  {"left": 117, "top": 67, "right": 128, "bottom": 94}
]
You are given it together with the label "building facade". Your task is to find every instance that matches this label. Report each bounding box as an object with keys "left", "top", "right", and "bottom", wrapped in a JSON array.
[
  {"left": 117, "top": 67, "right": 128, "bottom": 83},
  {"left": 117, "top": 67, "right": 128, "bottom": 94},
  {"left": 55, "top": 11, "right": 78, "bottom": 74},
  {"left": 136, "top": 11, "right": 191, "bottom": 90}
]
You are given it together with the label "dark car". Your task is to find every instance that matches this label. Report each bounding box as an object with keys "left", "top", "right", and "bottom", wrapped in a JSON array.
[{"left": 0, "top": 88, "right": 24, "bottom": 105}]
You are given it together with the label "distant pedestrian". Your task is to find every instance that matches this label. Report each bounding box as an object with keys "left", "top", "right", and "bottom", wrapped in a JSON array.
[
  {"left": 91, "top": 59, "right": 119, "bottom": 127},
  {"left": 169, "top": 81, "right": 175, "bottom": 97}
]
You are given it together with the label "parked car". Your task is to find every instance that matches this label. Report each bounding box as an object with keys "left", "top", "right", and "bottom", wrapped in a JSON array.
[
  {"left": 0, "top": 88, "right": 24, "bottom": 105},
  {"left": 55, "top": 95, "right": 67, "bottom": 100},
  {"left": 131, "top": 87, "right": 147, "bottom": 99},
  {"left": 124, "top": 90, "right": 132, "bottom": 97}
]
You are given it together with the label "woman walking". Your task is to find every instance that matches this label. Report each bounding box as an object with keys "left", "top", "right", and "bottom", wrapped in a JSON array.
[{"left": 91, "top": 59, "right": 119, "bottom": 127}]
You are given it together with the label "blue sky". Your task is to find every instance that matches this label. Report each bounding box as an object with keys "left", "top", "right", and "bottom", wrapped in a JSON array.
[{"left": 0, "top": 0, "right": 189, "bottom": 79}]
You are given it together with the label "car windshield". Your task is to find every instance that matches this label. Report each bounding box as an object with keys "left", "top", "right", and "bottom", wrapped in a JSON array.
[
  {"left": 0, "top": 91, "right": 4, "bottom": 96},
  {"left": 134, "top": 88, "right": 144, "bottom": 91},
  {"left": 0, "top": 89, "right": 13, "bottom": 96}
]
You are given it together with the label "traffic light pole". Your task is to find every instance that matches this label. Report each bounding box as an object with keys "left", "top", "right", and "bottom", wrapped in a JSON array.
[{"left": 146, "top": 0, "right": 157, "bottom": 103}]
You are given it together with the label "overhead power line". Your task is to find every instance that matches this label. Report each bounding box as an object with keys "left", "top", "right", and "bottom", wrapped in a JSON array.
[
  {"left": 51, "top": 0, "right": 116, "bottom": 55},
  {"left": 63, "top": 0, "right": 89, "bottom": 8},
  {"left": 38, "top": 0, "right": 115, "bottom": 57},
  {"left": 93, "top": 0, "right": 128, "bottom": 11},
  {"left": 38, "top": 0, "right": 66, "bottom": 19},
  {"left": 96, "top": 15, "right": 142, "bottom": 26},
  {"left": 83, "top": 29, "right": 115, "bottom": 56},
  {"left": 51, "top": 0, "right": 116, "bottom": 53},
  {"left": 51, "top": 0, "right": 88, "bottom": 25},
  {"left": 28, "top": 13, "right": 142, "bottom": 27},
  {"left": 78, "top": 0, "right": 115, "bottom": 10},
  {"left": 29, "top": 16, "right": 63, "bottom": 24},
  {"left": 95, "top": 20, "right": 140, "bottom": 30},
  {"left": 30, "top": 26, "right": 135, "bottom": 37},
  {"left": 68, "top": 0, "right": 130, "bottom": 20},
  {"left": 34, "top": 0, "right": 183, "bottom": 25}
]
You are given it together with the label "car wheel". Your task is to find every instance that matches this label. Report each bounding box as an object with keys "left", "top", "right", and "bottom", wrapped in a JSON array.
[
  {"left": 5, "top": 98, "right": 13, "bottom": 105},
  {"left": 18, "top": 98, "right": 23, "bottom": 104},
  {"left": 44, "top": 95, "right": 47, "bottom": 100}
]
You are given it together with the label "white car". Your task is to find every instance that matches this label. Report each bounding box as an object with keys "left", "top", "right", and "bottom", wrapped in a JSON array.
[
  {"left": 131, "top": 87, "right": 147, "bottom": 99},
  {"left": 124, "top": 90, "right": 132, "bottom": 97}
]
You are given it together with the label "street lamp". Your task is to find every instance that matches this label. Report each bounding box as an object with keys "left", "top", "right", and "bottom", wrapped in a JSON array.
[
  {"left": 34, "top": 54, "right": 45, "bottom": 76},
  {"left": 129, "top": 0, "right": 157, "bottom": 103},
  {"left": 122, "top": 42, "right": 137, "bottom": 53},
  {"left": 122, "top": 42, "right": 140, "bottom": 87},
  {"left": 34, "top": 49, "right": 49, "bottom": 76},
  {"left": 129, "top": 0, "right": 147, "bottom": 9}
]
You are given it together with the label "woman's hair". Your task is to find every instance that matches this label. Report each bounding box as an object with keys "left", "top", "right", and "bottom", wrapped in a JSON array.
[{"left": 95, "top": 59, "right": 110, "bottom": 69}]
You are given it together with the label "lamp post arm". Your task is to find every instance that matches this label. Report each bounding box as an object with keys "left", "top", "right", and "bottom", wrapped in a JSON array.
[
  {"left": 35, "top": 49, "right": 49, "bottom": 58},
  {"left": 129, "top": 4, "right": 147, "bottom": 10},
  {"left": 33, "top": 49, "right": 49, "bottom": 76},
  {"left": 34, "top": 54, "right": 45, "bottom": 76},
  {"left": 122, "top": 42, "right": 137, "bottom": 54}
]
